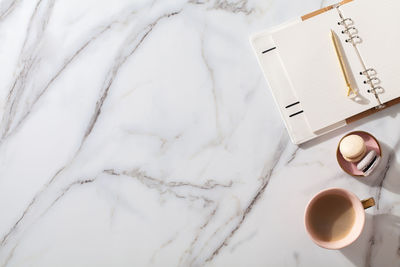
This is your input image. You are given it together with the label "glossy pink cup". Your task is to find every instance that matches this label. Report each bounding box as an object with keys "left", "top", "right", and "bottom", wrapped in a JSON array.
[{"left": 304, "top": 188, "right": 374, "bottom": 249}]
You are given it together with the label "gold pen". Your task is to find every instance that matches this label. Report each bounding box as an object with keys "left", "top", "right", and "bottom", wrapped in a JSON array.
[{"left": 330, "top": 29, "right": 357, "bottom": 96}]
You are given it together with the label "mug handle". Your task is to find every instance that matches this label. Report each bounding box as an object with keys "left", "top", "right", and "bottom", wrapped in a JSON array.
[{"left": 361, "top": 197, "right": 375, "bottom": 209}]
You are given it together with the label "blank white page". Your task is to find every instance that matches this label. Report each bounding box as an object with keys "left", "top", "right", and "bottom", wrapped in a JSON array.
[
  {"left": 271, "top": 6, "right": 376, "bottom": 132},
  {"left": 341, "top": 0, "right": 400, "bottom": 104}
]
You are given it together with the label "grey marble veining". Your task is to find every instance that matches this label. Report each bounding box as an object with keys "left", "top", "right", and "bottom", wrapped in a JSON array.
[{"left": 0, "top": 0, "right": 399, "bottom": 266}]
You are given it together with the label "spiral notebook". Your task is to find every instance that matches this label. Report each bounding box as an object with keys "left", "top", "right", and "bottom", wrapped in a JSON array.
[{"left": 251, "top": 0, "right": 400, "bottom": 144}]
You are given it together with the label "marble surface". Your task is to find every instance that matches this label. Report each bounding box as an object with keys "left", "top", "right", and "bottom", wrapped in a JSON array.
[{"left": 0, "top": 0, "right": 399, "bottom": 266}]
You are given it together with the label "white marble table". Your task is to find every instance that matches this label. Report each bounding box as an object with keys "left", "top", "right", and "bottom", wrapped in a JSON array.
[{"left": 0, "top": 0, "right": 399, "bottom": 266}]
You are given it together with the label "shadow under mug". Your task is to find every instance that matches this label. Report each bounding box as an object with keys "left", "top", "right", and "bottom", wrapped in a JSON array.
[{"left": 304, "top": 188, "right": 375, "bottom": 249}]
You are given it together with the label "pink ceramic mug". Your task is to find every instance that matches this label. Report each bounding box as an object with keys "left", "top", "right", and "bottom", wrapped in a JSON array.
[{"left": 304, "top": 188, "right": 375, "bottom": 249}]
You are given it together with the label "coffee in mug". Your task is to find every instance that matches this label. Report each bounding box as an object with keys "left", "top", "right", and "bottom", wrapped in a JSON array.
[{"left": 304, "top": 188, "right": 374, "bottom": 249}]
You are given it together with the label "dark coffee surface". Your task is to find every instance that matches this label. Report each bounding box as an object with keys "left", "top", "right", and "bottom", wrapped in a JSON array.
[{"left": 309, "top": 194, "right": 356, "bottom": 242}]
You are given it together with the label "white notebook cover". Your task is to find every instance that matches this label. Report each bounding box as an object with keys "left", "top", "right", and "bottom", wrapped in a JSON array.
[{"left": 251, "top": 0, "right": 400, "bottom": 144}]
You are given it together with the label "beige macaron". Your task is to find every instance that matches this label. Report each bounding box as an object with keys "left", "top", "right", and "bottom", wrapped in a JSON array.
[{"left": 339, "top": 134, "right": 367, "bottom": 163}]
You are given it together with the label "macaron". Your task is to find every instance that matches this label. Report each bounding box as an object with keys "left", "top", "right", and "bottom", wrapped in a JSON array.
[
  {"left": 357, "top": 150, "right": 380, "bottom": 176},
  {"left": 339, "top": 134, "right": 367, "bottom": 163}
]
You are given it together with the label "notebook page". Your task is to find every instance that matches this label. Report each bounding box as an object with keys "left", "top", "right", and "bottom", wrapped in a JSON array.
[
  {"left": 271, "top": 8, "right": 375, "bottom": 132},
  {"left": 341, "top": 0, "right": 400, "bottom": 104}
]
